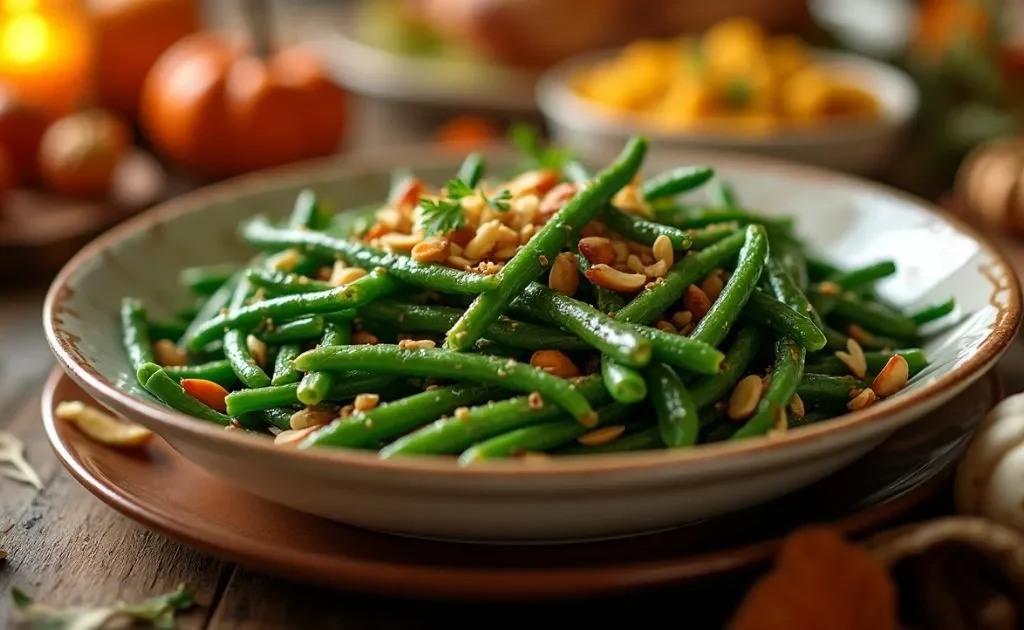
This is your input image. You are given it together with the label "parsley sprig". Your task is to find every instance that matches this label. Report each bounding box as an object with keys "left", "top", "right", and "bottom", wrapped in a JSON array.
[
  {"left": 508, "top": 123, "right": 575, "bottom": 171},
  {"left": 419, "top": 179, "right": 512, "bottom": 236}
]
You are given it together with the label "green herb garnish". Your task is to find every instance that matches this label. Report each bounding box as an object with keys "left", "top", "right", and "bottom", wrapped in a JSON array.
[
  {"left": 508, "top": 123, "right": 574, "bottom": 171},
  {"left": 11, "top": 584, "right": 195, "bottom": 629}
]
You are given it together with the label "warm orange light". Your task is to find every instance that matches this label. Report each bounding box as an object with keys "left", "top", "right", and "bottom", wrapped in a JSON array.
[{"left": 0, "top": 0, "right": 92, "bottom": 116}]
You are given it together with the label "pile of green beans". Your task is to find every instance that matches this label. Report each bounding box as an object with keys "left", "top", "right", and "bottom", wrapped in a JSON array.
[{"left": 119, "top": 134, "right": 956, "bottom": 462}]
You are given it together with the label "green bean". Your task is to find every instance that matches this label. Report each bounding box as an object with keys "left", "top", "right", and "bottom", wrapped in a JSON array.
[
  {"left": 224, "top": 373, "right": 404, "bottom": 416},
  {"left": 297, "top": 321, "right": 352, "bottom": 407},
  {"left": 457, "top": 152, "right": 485, "bottom": 188},
  {"left": 624, "top": 322, "right": 724, "bottom": 374},
  {"left": 805, "top": 348, "right": 928, "bottom": 377},
  {"left": 563, "top": 159, "right": 590, "bottom": 185},
  {"left": 458, "top": 403, "right": 634, "bottom": 463},
  {"left": 148, "top": 319, "right": 188, "bottom": 342},
  {"left": 259, "top": 316, "right": 326, "bottom": 344},
  {"left": 616, "top": 230, "right": 746, "bottom": 325},
  {"left": 775, "top": 239, "right": 809, "bottom": 291},
  {"left": 258, "top": 408, "right": 294, "bottom": 431},
  {"left": 179, "top": 270, "right": 243, "bottom": 350},
  {"left": 847, "top": 327, "right": 907, "bottom": 351},
  {"left": 765, "top": 254, "right": 811, "bottom": 315},
  {"left": 329, "top": 203, "right": 380, "bottom": 238},
  {"left": 805, "top": 254, "right": 840, "bottom": 282},
  {"left": 691, "top": 225, "right": 769, "bottom": 348},
  {"left": 647, "top": 363, "right": 699, "bottom": 447},
  {"left": 378, "top": 377, "right": 610, "bottom": 457},
  {"left": 359, "top": 300, "right": 591, "bottom": 352},
  {"left": 828, "top": 260, "right": 897, "bottom": 290},
  {"left": 164, "top": 360, "right": 237, "bottom": 388},
  {"left": 136, "top": 363, "right": 232, "bottom": 425},
  {"left": 271, "top": 343, "right": 303, "bottom": 385},
  {"left": 558, "top": 426, "right": 662, "bottom": 455},
  {"left": 655, "top": 207, "right": 794, "bottom": 233},
  {"left": 185, "top": 269, "right": 399, "bottom": 351},
  {"left": 708, "top": 181, "right": 739, "bottom": 208},
  {"left": 223, "top": 330, "right": 271, "bottom": 388},
  {"left": 288, "top": 189, "right": 325, "bottom": 230},
  {"left": 687, "top": 222, "right": 743, "bottom": 248},
  {"left": 743, "top": 291, "right": 827, "bottom": 351},
  {"left": 511, "top": 283, "right": 651, "bottom": 367},
  {"left": 246, "top": 268, "right": 332, "bottom": 295},
  {"left": 831, "top": 294, "right": 918, "bottom": 341},
  {"left": 732, "top": 338, "right": 806, "bottom": 440},
  {"left": 600, "top": 357, "right": 647, "bottom": 403},
  {"left": 445, "top": 137, "right": 648, "bottom": 351},
  {"left": 601, "top": 206, "right": 694, "bottom": 250},
  {"left": 688, "top": 327, "right": 761, "bottom": 409},
  {"left": 121, "top": 298, "right": 156, "bottom": 372},
  {"left": 295, "top": 345, "right": 598, "bottom": 425},
  {"left": 174, "top": 304, "right": 201, "bottom": 322},
  {"left": 243, "top": 217, "right": 500, "bottom": 294},
  {"left": 179, "top": 263, "right": 237, "bottom": 297},
  {"left": 796, "top": 374, "right": 865, "bottom": 406},
  {"left": 911, "top": 298, "right": 956, "bottom": 326},
  {"left": 640, "top": 165, "right": 714, "bottom": 200},
  {"left": 822, "top": 323, "right": 850, "bottom": 351},
  {"left": 303, "top": 383, "right": 503, "bottom": 449}
]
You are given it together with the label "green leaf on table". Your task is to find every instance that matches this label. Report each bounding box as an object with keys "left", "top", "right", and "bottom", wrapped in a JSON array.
[
  {"left": 0, "top": 432, "right": 42, "bottom": 491},
  {"left": 10, "top": 584, "right": 195, "bottom": 630}
]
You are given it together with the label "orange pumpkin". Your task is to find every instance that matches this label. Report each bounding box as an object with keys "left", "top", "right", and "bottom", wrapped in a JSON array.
[
  {"left": 139, "top": 34, "right": 348, "bottom": 179},
  {"left": 38, "top": 109, "right": 131, "bottom": 198},
  {"left": 91, "top": 0, "right": 200, "bottom": 118},
  {"left": 0, "top": 85, "right": 53, "bottom": 186}
]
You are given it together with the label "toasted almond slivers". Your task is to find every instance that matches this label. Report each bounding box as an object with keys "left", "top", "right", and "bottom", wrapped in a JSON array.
[
  {"left": 289, "top": 408, "right": 336, "bottom": 430},
  {"left": 492, "top": 246, "right": 519, "bottom": 260},
  {"left": 670, "top": 311, "right": 694, "bottom": 328},
  {"left": 548, "top": 252, "right": 579, "bottom": 296},
  {"left": 788, "top": 393, "right": 805, "bottom": 418},
  {"left": 275, "top": 425, "right": 319, "bottom": 447},
  {"left": 354, "top": 393, "right": 380, "bottom": 412},
  {"left": 611, "top": 240, "right": 630, "bottom": 263},
  {"left": 352, "top": 330, "right": 378, "bottom": 345},
  {"left": 528, "top": 392, "right": 544, "bottom": 410},
  {"left": 700, "top": 272, "right": 725, "bottom": 302},
  {"left": 268, "top": 248, "right": 301, "bottom": 272},
  {"left": 683, "top": 284, "right": 712, "bottom": 321},
  {"left": 817, "top": 281, "right": 841, "bottom": 295},
  {"left": 378, "top": 232, "right": 422, "bottom": 253},
  {"left": 411, "top": 237, "right": 450, "bottom": 263},
  {"left": 246, "top": 334, "right": 268, "bottom": 368},
  {"left": 643, "top": 259, "right": 669, "bottom": 278},
  {"left": 446, "top": 255, "right": 472, "bottom": 270},
  {"left": 398, "top": 338, "right": 436, "bottom": 350},
  {"left": 530, "top": 349, "right": 580, "bottom": 379},
  {"left": 578, "top": 236, "right": 615, "bottom": 265},
  {"left": 771, "top": 405, "right": 788, "bottom": 433},
  {"left": 329, "top": 263, "right": 369, "bottom": 287},
  {"left": 495, "top": 224, "right": 520, "bottom": 249},
  {"left": 847, "top": 388, "right": 877, "bottom": 411},
  {"left": 834, "top": 338, "right": 867, "bottom": 379},
  {"left": 577, "top": 425, "right": 626, "bottom": 446},
  {"left": 463, "top": 219, "right": 503, "bottom": 261},
  {"left": 728, "top": 375, "right": 763, "bottom": 421},
  {"left": 584, "top": 264, "right": 647, "bottom": 293},
  {"left": 652, "top": 235, "right": 674, "bottom": 267},
  {"left": 871, "top": 354, "right": 909, "bottom": 397},
  {"left": 153, "top": 339, "right": 187, "bottom": 367},
  {"left": 611, "top": 184, "right": 652, "bottom": 217},
  {"left": 519, "top": 223, "right": 537, "bottom": 245},
  {"left": 56, "top": 400, "right": 153, "bottom": 448},
  {"left": 655, "top": 320, "right": 677, "bottom": 334}
]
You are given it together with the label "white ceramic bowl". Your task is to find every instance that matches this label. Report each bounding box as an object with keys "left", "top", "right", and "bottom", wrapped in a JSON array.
[
  {"left": 44, "top": 146, "right": 1018, "bottom": 542},
  {"left": 537, "top": 48, "right": 920, "bottom": 175}
]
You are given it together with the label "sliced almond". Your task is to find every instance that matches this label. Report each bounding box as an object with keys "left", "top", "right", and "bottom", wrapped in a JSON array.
[
  {"left": 538, "top": 182, "right": 579, "bottom": 218},
  {"left": 354, "top": 393, "right": 380, "bottom": 412},
  {"left": 463, "top": 219, "right": 503, "bottom": 261},
  {"left": 578, "top": 236, "right": 615, "bottom": 265},
  {"left": 670, "top": 311, "right": 694, "bottom": 328},
  {"left": 274, "top": 425, "right": 320, "bottom": 447},
  {"left": 817, "top": 281, "right": 841, "bottom": 295},
  {"left": 611, "top": 240, "right": 629, "bottom": 263},
  {"left": 584, "top": 264, "right": 647, "bottom": 293},
  {"left": 153, "top": 339, "right": 186, "bottom": 367},
  {"left": 655, "top": 320, "right": 677, "bottom": 334},
  {"left": 577, "top": 425, "right": 626, "bottom": 446},
  {"left": 378, "top": 232, "right": 422, "bottom": 253},
  {"left": 530, "top": 350, "right": 580, "bottom": 379},
  {"left": 728, "top": 375, "right": 763, "bottom": 421},
  {"left": 700, "top": 272, "right": 725, "bottom": 302},
  {"left": 56, "top": 401, "right": 152, "bottom": 448},
  {"left": 626, "top": 254, "right": 646, "bottom": 275},
  {"left": 352, "top": 330, "right": 378, "bottom": 345},
  {"left": 771, "top": 405, "right": 788, "bottom": 433},
  {"left": 548, "top": 252, "right": 579, "bottom": 296},
  {"left": 519, "top": 223, "right": 537, "bottom": 245},
  {"left": 411, "top": 237, "right": 450, "bottom": 263},
  {"left": 289, "top": 408, "right": 336, "bottom": 430},
  {"left": 652, "top": 234, "right": 674, "bottom": 268},
  {"left": 871, "top": 354, "right": 909, "bottom": 397},
  {"left": 398, "top": 338, "right": 436, "bottom": 350},
  {"left": 683, "top": 284, "right": 712, "bottom": 321},
  {"left": 644, "top": 259, "right": 669, "bottom": 278},
  {"left": 246, "top": 334, "right": 268, "bottom": 369},
  {"left": 847, "top": 388, "right": 877, "bottom": 411},
  {"left": 788, "top": 393, "right": 806, "bottom": 418},
  {"left": 834, "top": 337, "right": 867, "bottom": 379}
]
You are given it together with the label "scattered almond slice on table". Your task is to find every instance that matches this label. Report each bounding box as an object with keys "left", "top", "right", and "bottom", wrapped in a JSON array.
[
  {"left": 55, "top": 400, "right": 153, "bottom": 449},
  {"left": 0, "top": 431, "right": 42, "bottom": 490}
]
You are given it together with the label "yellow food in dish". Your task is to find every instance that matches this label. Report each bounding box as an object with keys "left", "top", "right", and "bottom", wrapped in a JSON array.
[{"left": 572, "top": 18, "right": 881, "bottom": 134}]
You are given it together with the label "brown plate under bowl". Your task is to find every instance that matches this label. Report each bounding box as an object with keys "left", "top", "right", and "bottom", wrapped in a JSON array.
[{"left": 43, "top": 367, "right": 1001, "bottom": 601}]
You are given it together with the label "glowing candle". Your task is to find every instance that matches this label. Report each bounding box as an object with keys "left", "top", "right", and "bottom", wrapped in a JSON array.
[{"left": 0, "top": 0, "right": 92, "bottom": 116}]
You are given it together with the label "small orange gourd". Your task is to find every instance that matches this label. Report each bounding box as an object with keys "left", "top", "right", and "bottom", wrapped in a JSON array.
[{"left": 139, "top": 28, "right": 348, "bottom": 180}]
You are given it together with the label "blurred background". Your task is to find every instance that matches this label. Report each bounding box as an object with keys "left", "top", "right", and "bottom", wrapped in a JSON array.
[{"left": 1, "top": 0, "right": 1023, "bottom": 287}]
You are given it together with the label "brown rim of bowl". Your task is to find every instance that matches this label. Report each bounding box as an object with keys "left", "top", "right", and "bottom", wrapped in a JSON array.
[
  {"left": 43, "top": 142, "right": 1023, "bottom": 479},
  {"left": 535, "top": 48, "right": 920, "bottom": 147}
]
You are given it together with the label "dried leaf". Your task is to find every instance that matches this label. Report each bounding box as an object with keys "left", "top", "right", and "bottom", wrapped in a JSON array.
[
  {"left": 731, "top": 526, "right": 898, "bottom": 630},
  {"left": 0, "top": 432, "right": 42, "bottom": 491},
  {"left": 11, "top": 584, "right": 194, "bottom": 630}
]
